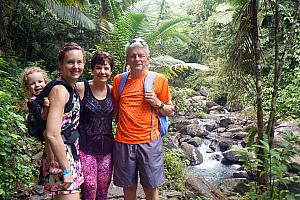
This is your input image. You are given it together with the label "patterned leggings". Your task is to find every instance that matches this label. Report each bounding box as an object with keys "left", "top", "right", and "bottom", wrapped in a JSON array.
[{"left": 79, "top": 151, "right": 113, "bottom": 200}]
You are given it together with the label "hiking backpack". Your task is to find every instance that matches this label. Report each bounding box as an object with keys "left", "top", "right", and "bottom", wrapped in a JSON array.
[
  {"left": 118, "top": 71, "right": 169, "bottom": 137},
  {"left": 27, "top": 78, "right": 75, "bottom": 141}
]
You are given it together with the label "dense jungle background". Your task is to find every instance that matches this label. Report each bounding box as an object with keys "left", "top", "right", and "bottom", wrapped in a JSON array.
[{"left": 0, "top": 0, "right": 300, "bottom": 199}]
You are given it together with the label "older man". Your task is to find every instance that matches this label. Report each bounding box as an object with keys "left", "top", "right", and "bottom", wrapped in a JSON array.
[{"left": 112, "top": 38, "right": 175, "bottom": 200}]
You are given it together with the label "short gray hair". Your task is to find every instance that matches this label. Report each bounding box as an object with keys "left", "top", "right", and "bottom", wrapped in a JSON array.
[{"left": 125, "top": 38, "right": 150, "bottom": 56}]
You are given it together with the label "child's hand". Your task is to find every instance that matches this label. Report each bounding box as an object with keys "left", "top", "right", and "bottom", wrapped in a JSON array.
[{"left": 43, "top": 97, "right": 50, "bottom": 107}]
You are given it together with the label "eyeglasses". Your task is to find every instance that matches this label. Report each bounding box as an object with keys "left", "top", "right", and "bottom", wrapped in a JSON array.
[{"left": 129, "top": 39, "right": 147, "bottom": 47}]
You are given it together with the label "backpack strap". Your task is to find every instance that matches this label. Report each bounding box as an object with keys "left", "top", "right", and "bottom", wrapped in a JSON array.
[
  {"left": 144, "top": 71, "right": 158, "bottom": 140},
  {"left": 144, "top": 71, "right": 157, "bottom": 91},
  {"left": 118, "top": 72, "right": 130, "bottom": 98},
  {"left": 34, "top": 78, "right": 74, "bottom": 112}
]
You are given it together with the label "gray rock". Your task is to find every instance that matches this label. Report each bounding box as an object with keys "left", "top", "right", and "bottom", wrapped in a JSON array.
[
  {"left": 187, "top": 137, "right": 202, "bottom": 147},
  {"left": 181, "top": 124, "right": 208, "bottom": 138},
  {"left": 231, "top": 132, "right": 248, "bottom": 140},
  {"left": 275, "top": 121, "right": 300, "bottom": 134},
  {"left": 227, "top": 127, "right": 243, "bottom": 133},
  {"left": 191, "top": 95, "right": 207, "bottom": 102},
  {"left": 186, "top": 177, "right": 228, "bottom": 200},
  {"left": 170, "top": 118, "right": 194, "bottom": 131},
  {"left": 198, "top": 86, "right": 209, "bottom": 97},
  {"left": 206, "top": 100, "right": 219, "bottom": 108},
  {"left": 222, "top": 145, "right": 246, "bottom": 163},
  {"left": 218, "top": 140, "right": 233, "bottom": 152},
  {"left": 218, "top": 178, "right": 250, "bottom": 196},
  {"left": 233, "top": 171, "right": 249, "bottom": 179},
  {"left": 180, "top": 142, "right": 203, "bottom": 165},
  {"left": 219, "top": 118, "right": 233, "bottom": 127},
  {"left": 179, "top": 134, "right": 192, "bottom": 144}
]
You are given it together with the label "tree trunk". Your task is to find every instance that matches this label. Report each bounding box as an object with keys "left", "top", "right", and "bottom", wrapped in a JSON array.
[
  {"left": 266, "top": 0, "right": 300, "bottom": 149},
  {"left": 250, "top": 0, "right": 265, "bottom": 189}
]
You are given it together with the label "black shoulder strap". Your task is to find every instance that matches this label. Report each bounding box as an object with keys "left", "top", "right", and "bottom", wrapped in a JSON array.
[
  {"left": 83, "top": 80, "right": 89, "bottom": 97},
  {"left": 34, "top": 78, "right": 74, "bottom": 112}
]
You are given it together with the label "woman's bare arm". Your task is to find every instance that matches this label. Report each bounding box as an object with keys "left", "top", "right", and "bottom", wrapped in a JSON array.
[{"left": 45, "top": 85, "right": 72, "bottom": 187}]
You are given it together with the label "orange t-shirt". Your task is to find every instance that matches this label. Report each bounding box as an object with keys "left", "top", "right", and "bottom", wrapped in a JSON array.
[{"left": 112, "top": 70, "right": 171, "bottom": 144}]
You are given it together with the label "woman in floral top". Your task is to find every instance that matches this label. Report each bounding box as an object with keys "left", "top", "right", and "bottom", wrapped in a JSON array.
[{"left": 42, "top": 42, "right": 85, "bottom": 199}]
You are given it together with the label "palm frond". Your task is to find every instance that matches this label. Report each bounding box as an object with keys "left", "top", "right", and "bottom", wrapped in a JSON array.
[
  {"left": 101, "top": 0, "right": 191, "bottom": 73},
  {"left": 224, "top": 0, "right": 256, "bottom": 97},
  {"left": 44, "top": 0, "right": 96, "bottom": 30},
  {"left": 146, "top": 17, "right": 190, "bottom": 46},
  {"left": 126, "top": 0, "right": 161, "bottom": 36},
  {"left": 106, "top": 0, "right": 122, "bottom": 23}
]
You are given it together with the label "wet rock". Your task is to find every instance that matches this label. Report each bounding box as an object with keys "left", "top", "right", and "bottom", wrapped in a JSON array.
[
  {"left": 181, "top": 142, "right": 203, "bottom": 165},
  {"left": 219, "top": 118, "right": 233, "bottom": 128},
  {"left": 217, "top": 127, "right": 226, "bottom": 133},
  {"left": 187, "top": 137, "right": 202, "bottom": 147},
  {"left": 209, "top": 139, "right": 218, "bottom": 151},
  {"left": 198, "top": 118, "right": 219, "bottom": 132},
  {"left": 222, "top": 145, "right": 246, "bottom": 163},
  {"left": 170, "top": 118, "right": 195, "bottom": 131},
  {"left": 219, "top": 140, "right": 233, "bottom": 152}
]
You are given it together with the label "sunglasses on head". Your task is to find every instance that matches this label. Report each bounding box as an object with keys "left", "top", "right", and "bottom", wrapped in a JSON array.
[
  {"left": 98, "top": 51, "right": 110, "bottom": 56},
  {"left": 129, "top": 39, "right": 147, "bottom": 47}
]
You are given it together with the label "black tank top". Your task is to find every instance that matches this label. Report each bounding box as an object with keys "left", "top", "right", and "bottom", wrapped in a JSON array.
[{"left": 78, "top": 80, "right": 114, "bottom": 155}]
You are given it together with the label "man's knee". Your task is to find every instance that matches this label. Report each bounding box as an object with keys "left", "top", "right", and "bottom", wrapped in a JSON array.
[
  {"left": 124, "top": 185, "right": 137, "bottom": 193},
  {"left": 143, "top": 187, "right": 159, "bottom": 200},
  {"left": 123, "top": 186, "right": 138, "bottom": 200}
]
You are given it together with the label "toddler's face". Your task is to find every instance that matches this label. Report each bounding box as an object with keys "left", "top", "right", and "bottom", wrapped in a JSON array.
[{"left": 27, "top": 72, "right": 47, "bottom": 96}]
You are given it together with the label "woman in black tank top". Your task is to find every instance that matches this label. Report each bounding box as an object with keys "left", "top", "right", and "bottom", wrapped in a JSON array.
[{"left": 76, "top": 51, "right": 114, "bottom": 200}]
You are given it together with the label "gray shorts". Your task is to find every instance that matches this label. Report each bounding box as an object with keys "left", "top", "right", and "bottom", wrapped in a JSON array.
[{"left": 113, "top": 136, "right": 164, "bottom": 189}]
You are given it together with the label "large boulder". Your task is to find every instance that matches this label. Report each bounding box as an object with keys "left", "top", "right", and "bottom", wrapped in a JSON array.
[
  {"left": 198, "top": 118, "right": 219, "bottom": 132},
  {"left": 170, "top": 118, "right": 195, "bottom": 132},
  {"left": 181, "top": 124, "right": 209, "bottom": 138},
  {"left": 222, "top": 145, "right": 246, "bottom": 164},
  {"left": 180, "top": 142, "right": 203, "bottom": 165},
  {"left": 218, "top": 178, "right": 250, "bottom": 196},
  {"left": 187, "top": 137, "right": 202, "bottom": 147},
  {"left": 186, "top": 176, "right": 228, "bottom": 200}
]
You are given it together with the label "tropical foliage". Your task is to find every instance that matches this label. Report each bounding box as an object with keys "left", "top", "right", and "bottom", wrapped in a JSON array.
[
  {"left": 0, "top": 0, "right": 300, "bottom": 198},
  {"left": 0, "top": 58, "right": 38, "bottom": 198}
]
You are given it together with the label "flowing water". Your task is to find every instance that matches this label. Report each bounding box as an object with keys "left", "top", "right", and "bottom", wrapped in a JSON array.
[{"left": 186, "top": 138, "right": 240, "bottom": 185}]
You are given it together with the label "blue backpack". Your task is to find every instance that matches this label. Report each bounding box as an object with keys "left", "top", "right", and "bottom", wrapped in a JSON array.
[{"left": 118, "top": 71, "right": 168, "bottom": 137}]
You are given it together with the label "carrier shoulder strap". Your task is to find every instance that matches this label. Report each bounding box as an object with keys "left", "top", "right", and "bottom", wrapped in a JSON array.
[{"left": 34, "top": 78, "right": 74, "bottom": 112}]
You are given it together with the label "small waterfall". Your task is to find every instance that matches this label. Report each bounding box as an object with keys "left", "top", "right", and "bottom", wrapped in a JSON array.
[
  {"left": 186, "top": 119, "right": 241, "bottom": 185},
  {"left": 198, "top": 139, "right": 223, "bottom": 162},
  {"left": 188, "top": 139, "right": 240, "bottom": 185}
]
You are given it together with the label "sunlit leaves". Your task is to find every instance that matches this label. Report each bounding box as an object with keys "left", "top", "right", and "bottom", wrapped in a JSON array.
[{"left": 44, "top": 0, "right": 96, "bottom": 30}]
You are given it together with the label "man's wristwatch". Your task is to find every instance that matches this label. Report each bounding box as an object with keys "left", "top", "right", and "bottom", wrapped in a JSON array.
[{"left": 159, "top": 102, "right": 164, "bottom": 109}]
